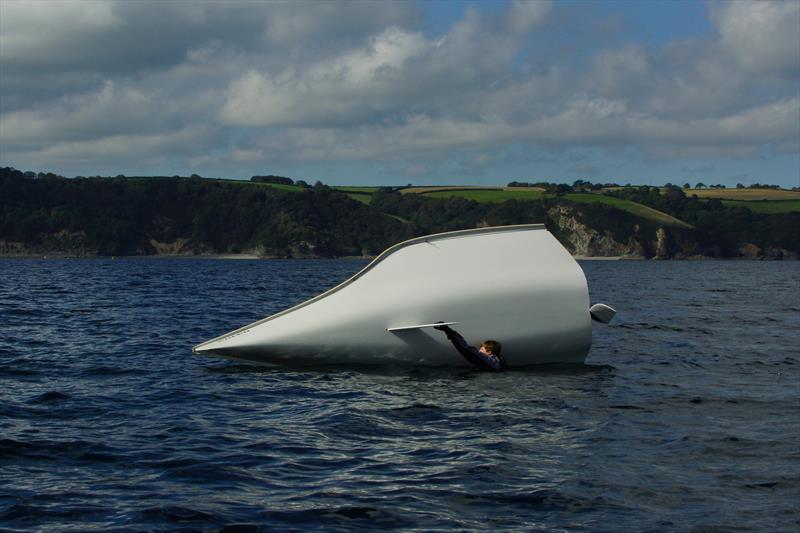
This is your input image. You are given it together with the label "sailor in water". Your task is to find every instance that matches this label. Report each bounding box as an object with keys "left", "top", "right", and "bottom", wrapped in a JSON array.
[{"left": 434, "top": 323, "right": 507, "bottom": 371}]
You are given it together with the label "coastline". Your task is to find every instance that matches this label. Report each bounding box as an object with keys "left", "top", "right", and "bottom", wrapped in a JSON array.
[
  {"left": 573, "top": 255, "right": 632, "bottom": 261},
  {"left": 0, "top": 252, "right": 793, "bottom": 261},
  {"left": 0, "top": 253, "right": 372, "bottom": 260}
]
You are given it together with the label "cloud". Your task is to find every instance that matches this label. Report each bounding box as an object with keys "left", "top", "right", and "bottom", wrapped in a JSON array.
[
  {"left": 33, "top": 128, "right": 211, "bottom": 163},
  {"left": 0, "top": 1, "right": 418, "bottom": 75},
  {"left": 220, "top": 27, "right": 430, "bottom": 127},
  {"left": 506, "top": 0, "right": 551, "bottom": 35},
  {"left": 216, "top": 0, "right": 798, "bottom": 161},
  {"left": 2, "top": 81, "right": 162, "bottom": 144},
  {"left": 218, "top": 2, "right": 552, "bottom": 129},
  {"left": 710, "top": 0, "right": 800, "bottom": 74},
  {"left": 0, "top": 1, "right": 418, "bottom": 110},
  {"left": 0, "top": 0, "right": 797, "bottom": 181}
]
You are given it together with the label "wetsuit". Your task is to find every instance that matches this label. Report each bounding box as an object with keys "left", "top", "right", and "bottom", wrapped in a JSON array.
[{"left": 436, "top": 325, "right": 507, "bottom": 371}]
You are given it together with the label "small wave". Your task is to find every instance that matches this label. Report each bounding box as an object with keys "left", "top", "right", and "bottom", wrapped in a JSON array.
[
  {"left": 325, "top": 411, "right": 405, "bottom": 439},
  {"left": 140, "top": 456, "right": 199, "bottom": 469},
  {"left": 615, "top": 323, "right": 711, "bottom": 334},
  {"left": 203, "top": 363, "right": 279, "bottom": 375},
  {"left": 698, "top": 436, "right": 775, "bottom": 459},
  {"left": 743, "top": 481, "right": 779, "bottom": 489},
  {"left": 217, "top": 524, "right": 265, "bottom": 533},
  {"left": 0, "top": 366, "right": 38, "bottom": 377},
  {"left": 0, "top": 502, "right": 110, "bottom": 522},
  {"left": 28, "top": 391, "right": 71, "bottom": 404},
  {"left": 139, "top": 505, "right": 219, "bottom": 523},
  {"left": 157, "top": 463, "right": 256, "bottom": 485},
  {"left": 469, "top": 488, "right": 625, "bottom": 513},
  {"left": 388, "top": 403, "right": 442, "bottom": 414},
  {"left": 321, "top": 506, "right": 380, "bottom": 519},
  {"left": 4, "top": 308, "right": 46, "bottom": 317},
  {"left": 257, "top": 505, "right": 404, "bottom": 528},
  {"left": 83, "top": 365, "right": 144, "bottom": 376},
  {"left": 0, "top": 438, "right": 122, "bottom": 462}
]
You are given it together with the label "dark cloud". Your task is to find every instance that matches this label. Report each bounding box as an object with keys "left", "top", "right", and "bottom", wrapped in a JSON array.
[
  {"left": 0, "top": 0, "right": 797, "bottom": 183},
  {"left": 0, "top": 1, "right": 419, "bottom": 109}
]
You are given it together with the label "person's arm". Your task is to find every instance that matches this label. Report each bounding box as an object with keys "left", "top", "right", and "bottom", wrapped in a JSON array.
[{"left": 435, "top": 325, "right": 500, "bottom": 370}]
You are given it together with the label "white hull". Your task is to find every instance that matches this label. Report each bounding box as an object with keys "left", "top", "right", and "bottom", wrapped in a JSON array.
[{"left": 193, "top": 225, "right": 594, "bottom": 367}]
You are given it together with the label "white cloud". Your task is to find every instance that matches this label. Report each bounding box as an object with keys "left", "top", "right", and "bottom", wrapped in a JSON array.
[
  {"left": 219, "top": 3, "right": 553, "bottom": 128},
  {"left": 711, "top": 0, "right": 800, "bottom": 74},
  {"left": 0, "top": 0, "right": 797, "bottom": 180},
  {"left": 0, "top": 0, "right": 121, "bottom": 60},
  {"left": 8, "top": 128, "right": 213, "bottom": 174},
  {"left": 220, "top": 27, "right": 429, "bottom": 127},
  {"left": 1, "top": 81, "right": 160, "bottom": 144},
  {"left": 590, "top": 45, "right": 651, "bottom": 98},
  {"left": 330, "top": 27, "right": 428, "bottom": 84},
  {"left": 0, "top": 1, "right": 418, "bottom": 108},
  {"left": 507, "top": 0, "right": 551, "bottom": 35}
]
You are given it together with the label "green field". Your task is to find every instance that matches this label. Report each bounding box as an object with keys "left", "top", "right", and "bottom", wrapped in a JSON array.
[
  {"left": 659, "top": 187, "right": 800, "bottom": 213},
  {"left": 333, "top": 186, "right": 376, "bottom": 204},
  {"left": 683, "top": 188, "right": 800, "bottom": 200},
  {"left": 342, "top": 193, "right": 372, "bottom": 204},
  {"left": 334, "top": 186, "right": 380, "bottom": 193},
  {"left": 412, "top": 188, "right": 690, "bottom": 228},
  {"left": 720, "top": 199, "right": 800, "bottom": 214},
  {"left": 422, "top": 188, "right": 544, "bottom": 202},
  {"left": 249, "top": 182, "right": 308, "bottom": 192},
  {"left": 562, "top": 193, "right": 692, "bottom": 228},
  {"left": 241, "top": 179, "right": 799, "bottom": 219}
]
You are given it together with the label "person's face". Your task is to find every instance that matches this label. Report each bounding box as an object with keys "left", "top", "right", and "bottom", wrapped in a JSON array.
[{"left": 479, "top": 345, "right": 491, "bottom": 355}]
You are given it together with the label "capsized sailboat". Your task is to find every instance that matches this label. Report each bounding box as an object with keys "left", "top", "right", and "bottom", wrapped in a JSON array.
[{"left": 193, "top": 224, "right": 614, "bottom": 366}]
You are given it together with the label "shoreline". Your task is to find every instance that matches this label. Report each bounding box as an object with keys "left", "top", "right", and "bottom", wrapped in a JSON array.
[
  {"left": 0, "top": 253, "right": 793, "bottom": 261},
  {"left": 573, "top": 255, "right": 633, "bottom": 261}
]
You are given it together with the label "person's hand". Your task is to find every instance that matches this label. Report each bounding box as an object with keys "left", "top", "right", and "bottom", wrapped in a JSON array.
[{"left": 433, "top": 321, "right": 449, "bottom": 331}]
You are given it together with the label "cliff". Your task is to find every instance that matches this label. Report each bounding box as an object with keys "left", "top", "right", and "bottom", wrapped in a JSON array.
[{"left": 546, "top": 206, "right": 645, "bottom": 258}]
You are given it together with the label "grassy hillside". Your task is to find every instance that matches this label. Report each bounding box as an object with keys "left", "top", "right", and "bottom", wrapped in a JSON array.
[
  {"left": 664, "top": 188, "right": 800, "bottom": 213},
  {"left": 680, "top": 188, "right": 800, "bottom": 214},
  {"left": 682, "top": 188, "right": 800, "bottom": 200},
  {"left": 248, "top": 182, "right": 309, "bottom": 193},
  {"left": 562, "top": 193, "right": 693, "bottom": 228},
  {"left": 332, "top": 186, "right": 378, "bottom": 204},
  {"left": 422, "top": 188, "right": 545, "bottom": 202},
  {"left": 719, "top": 200, "right": 800, "bottom": 214},
  {"left": 335, "top": 186, "right": 381, "bottom": 193},
  {"left": 390, "top": 187, "right": 690, "bottom": 228}
]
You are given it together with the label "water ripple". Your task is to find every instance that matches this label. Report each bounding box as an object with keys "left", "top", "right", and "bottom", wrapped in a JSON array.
[{"left": 0, "top": 258, "right": 797, "bottom": 531}]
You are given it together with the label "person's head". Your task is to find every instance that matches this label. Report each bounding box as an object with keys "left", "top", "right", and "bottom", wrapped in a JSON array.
[{"left": 479, "top": 340, "right": 502, "bottom": 356}]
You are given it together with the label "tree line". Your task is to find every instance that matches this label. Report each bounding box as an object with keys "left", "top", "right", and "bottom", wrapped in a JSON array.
[
  {"left": 1, "top": 167, "right": 797, "bottom": 258},
  {"left": 0, "top": 168, "right": 404, "bottom": 256}
]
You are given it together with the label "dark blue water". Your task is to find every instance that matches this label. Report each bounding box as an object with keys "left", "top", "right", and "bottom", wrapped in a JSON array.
[{"left": 1, "top": 259, "right": 798, "bottom": 532}]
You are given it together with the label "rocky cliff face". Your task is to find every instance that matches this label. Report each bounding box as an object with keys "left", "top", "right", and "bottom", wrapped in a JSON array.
[
  {"left": 547, "top": 206, "right": 646, "bottom": 257},
  {"left": 0, "top": 231, "right": 98, "bottom": 257},
  {"left": 654, "top": 227, "right": 670, "bottom": 259},
  {"left": 148, "top": 238, "right": 192, "bottom": 255}
]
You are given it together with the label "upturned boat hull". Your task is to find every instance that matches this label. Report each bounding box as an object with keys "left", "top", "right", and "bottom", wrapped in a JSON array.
[{"left": 193, "top": 224, "right": 594, "bottom": 366}]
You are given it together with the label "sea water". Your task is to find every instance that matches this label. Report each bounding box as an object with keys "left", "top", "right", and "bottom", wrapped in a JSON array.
[{"left": 1, "top": 259, "right": 798, "bottom": 531}]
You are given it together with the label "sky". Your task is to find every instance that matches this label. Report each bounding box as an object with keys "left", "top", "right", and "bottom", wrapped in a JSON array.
[{"left": 0, "top": 0, "right": 798, "bottom": 187}]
